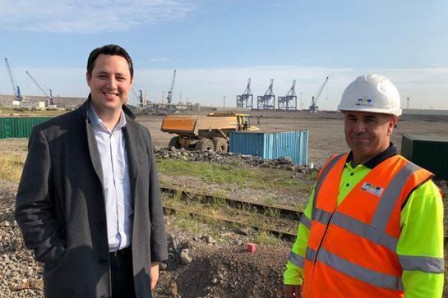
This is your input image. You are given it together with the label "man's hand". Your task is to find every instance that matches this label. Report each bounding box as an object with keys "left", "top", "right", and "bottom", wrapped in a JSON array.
[
  {"left": 150, "top": 262, "right": 159, "bottom": 290},
  {"left": 283, "top": 285, "right": 302, "bottom": 298}
]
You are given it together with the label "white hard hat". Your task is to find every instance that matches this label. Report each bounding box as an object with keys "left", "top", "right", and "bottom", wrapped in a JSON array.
[{"left": 338, "top": 74, "right": 402, "bottom": 116}]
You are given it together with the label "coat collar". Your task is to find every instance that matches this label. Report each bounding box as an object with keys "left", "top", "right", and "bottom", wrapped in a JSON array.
[{"left": 346, "top": 143, "right": 398, "bottom": 169}]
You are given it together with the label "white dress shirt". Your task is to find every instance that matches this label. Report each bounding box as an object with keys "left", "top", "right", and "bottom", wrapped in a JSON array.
[{"left": 88, "top": 104, "right": 133, "bottom": 252}]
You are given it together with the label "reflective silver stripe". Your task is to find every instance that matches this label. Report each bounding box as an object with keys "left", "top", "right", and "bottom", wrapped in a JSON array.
[
  {"left": 312, "top": 208, "right": 332, "bottom": 224},
  {"left": 331, "top": 212, "right": 397, "bottom": 251},
  {"left": 312, "top": 154, "right": 346, "bottom": 218},
  {"left": 372, "top": 162, "right": 420, "bottom": 231},
  {"left": 300, "top": 214, "right": 311, "bottom": 229},
  {"left": 288, "top": 251, "right": 305, "bottom": 268},
  {"left": 305, "top": 247, "right": 317, "bottom": 262},
  {"left": 399, "top": 255, "right": 445, "bottom": 273},
  {"left": 317, "top": 248, "right": 404, "bottom": 291}
]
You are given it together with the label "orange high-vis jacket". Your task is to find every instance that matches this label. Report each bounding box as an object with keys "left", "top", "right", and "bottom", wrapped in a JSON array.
[{"left": 302, "top": 153, "right": 434, "bottom": 298}]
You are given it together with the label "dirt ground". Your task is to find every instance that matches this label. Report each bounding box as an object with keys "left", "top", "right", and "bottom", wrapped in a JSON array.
[{"left": 141, "top": 110, "right": 448, "bottom": 167}]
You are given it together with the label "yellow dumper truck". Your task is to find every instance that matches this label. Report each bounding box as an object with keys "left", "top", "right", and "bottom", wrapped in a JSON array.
[{"left": 161, "top": 112, "right": 259, "bottom": 152}]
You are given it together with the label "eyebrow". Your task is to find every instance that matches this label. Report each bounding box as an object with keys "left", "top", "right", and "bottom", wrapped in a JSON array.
[{"left": 95, "top": 71, "right": 128, "bottom": 77}]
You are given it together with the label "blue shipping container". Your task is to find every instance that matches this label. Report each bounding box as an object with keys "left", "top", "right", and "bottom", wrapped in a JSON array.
[{"left": 229, "top": 130, "right": 309, "bottom": 165}]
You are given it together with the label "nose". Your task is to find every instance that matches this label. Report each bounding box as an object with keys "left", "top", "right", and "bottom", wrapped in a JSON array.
[
  {"left": 353, "top": 119, "right": 366, "bottom": 133},
  {"left": 106, "top": 76, "right": 117, "bottom": 89}
]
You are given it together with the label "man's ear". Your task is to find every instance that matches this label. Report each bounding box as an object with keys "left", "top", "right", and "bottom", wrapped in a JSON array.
[
  {"left": 86, "top": 72, "right": 91, "bottom": 86},
  {"left": 387, "top": 116, "right": 398, "bottom": 135}
]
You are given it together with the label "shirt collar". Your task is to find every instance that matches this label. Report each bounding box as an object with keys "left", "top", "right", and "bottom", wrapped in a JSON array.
[
  {"left": 346, "top": 143, "right": 397, "bottom": 169},
  {"left": 88, "top": 103, "right": 127, "bottom": 131}
]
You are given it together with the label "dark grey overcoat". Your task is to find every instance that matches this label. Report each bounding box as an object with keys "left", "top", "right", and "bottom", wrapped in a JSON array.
[{"left": 15, "top": 99, "right": 168, "bottom": 298}]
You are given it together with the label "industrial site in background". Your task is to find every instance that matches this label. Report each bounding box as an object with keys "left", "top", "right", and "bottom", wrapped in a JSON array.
[{"left": 2, "top": 57, "right": 334, "bottom": 114}]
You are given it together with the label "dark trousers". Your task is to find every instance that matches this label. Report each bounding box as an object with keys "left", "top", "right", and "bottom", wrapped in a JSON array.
[{"left": 110, "top": 247, "right": 136, "bottom": 298}]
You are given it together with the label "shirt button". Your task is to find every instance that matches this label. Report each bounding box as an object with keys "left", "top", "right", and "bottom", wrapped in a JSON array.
[
  {"left": 350, "top": 173, "right": 354, "bottom": 176},
  {"left": 346, "top": 183, "right": 350, "bottom": 187}
]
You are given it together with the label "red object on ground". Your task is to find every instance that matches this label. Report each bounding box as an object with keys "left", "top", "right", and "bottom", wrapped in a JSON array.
[{"left": 246, "top": 243, "right": 257, "bottom": 253}]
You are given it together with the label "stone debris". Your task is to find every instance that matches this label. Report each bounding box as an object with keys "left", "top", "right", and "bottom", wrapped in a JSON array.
[{"left": 155, "top": 147, "right": 319, "bottom": 174}]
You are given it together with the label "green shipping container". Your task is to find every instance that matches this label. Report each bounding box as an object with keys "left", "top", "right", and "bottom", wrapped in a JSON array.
[
  {"left": 0, "top": 117, "right": 53, "bottom": 139},
  {"left": 401, "top": 134, "right": 448, "bottom": 180}
]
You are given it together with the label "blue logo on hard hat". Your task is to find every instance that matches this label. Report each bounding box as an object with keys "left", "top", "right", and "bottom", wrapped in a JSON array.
[{"left": 355, "top": 98, "right": 373, "bottom": 106}]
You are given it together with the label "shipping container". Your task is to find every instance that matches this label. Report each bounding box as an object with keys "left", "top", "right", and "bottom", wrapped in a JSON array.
[
  {"left": 0, "top": 117, "right": 52, "bottom": 139},
  {"left": 401, "top": 134, "right": 448, "bottom": 180},
  {"left": 229, "top": 130, "right": 309, "bottom": 165}
]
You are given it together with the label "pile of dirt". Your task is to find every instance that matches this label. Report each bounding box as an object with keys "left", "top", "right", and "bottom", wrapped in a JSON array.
[{"left": 154, "top": 222, "right": 290, "bottom": 298}]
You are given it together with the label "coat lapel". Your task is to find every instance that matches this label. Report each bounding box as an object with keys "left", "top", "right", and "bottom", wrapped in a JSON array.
[
  {"left": 123, "top": 119, "right": 139, "bottom": 188},
  {"left": 85, "top": 118, "right": 104, "bottom": 184},
  {"left": 78, "top": 99, "right": 104, "bottom": 184}
]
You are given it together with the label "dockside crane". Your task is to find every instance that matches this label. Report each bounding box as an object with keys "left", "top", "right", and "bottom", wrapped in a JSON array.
[
  {"left": 257, "top": 79, "right": 275, "bottom": 110},
  {"left": 309, "top": 76, "right": 329, "bottom": 113},
  {"left": 131, "top": 88, "right": 144, "bottom": 108},
  {"left": 278, "top": 80, "right": 297, "bottom": 110},
  {"left": 166, "top": 69, "right": 177, "bottom": 110},
  {"left": 25, "top": 70, "right": 54, "bottom": 106},
  {"left": 236, "top": 78, "right": 253, "bottom": 108},
  {"left": 4, "top": 58, "right": 23, "bottom": 102}
]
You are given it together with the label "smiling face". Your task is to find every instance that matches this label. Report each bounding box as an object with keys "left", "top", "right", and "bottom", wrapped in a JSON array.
[
  {"left": 86, "top": 54, "right": 133, "bottom": 118},
  {"left": 343, "top": 111, "right": 397, "bottom": 166}
]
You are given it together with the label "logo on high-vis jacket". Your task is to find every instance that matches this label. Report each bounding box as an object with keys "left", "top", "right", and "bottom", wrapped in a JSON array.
[{"left": 361, "top": 182, "right": 384, "bottom": 197}]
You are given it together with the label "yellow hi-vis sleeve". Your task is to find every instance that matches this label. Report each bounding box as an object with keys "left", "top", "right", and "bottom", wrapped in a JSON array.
[
  {"left": 398, "top": 180, "right": 444, "bottom": 298},
  {"left": 283, "top": 194, "right": 314, "bottom": 285}
]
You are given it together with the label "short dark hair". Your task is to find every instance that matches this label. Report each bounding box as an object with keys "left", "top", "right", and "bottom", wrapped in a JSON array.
[{"left": 86, "top": 44, "right": 134, "bottom": 79}]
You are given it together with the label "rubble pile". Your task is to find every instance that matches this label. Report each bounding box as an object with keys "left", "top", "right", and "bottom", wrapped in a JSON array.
[
  {"left": 0, "top": 188, "right": 44, "bottom": 298},
  {"left": 155, "top": 147, "right": 319, "bottom": 174}
]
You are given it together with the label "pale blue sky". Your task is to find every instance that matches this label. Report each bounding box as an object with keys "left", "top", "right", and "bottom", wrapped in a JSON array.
[{"left": 1, "top": 0, "right": 447, "bottom": 109}]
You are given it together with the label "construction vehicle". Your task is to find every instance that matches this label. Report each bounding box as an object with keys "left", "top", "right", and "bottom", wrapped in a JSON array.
[
  {"left": 309, "top": 76, "right": 329, "bottom": 113},
  {"left": 161, "top": 112, "right": 259, "bottom": 152}
]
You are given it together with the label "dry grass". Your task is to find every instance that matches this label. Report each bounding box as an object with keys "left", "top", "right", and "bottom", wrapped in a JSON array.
[{"left": 0, "top": 152, "right": 26, "bottom": 183}]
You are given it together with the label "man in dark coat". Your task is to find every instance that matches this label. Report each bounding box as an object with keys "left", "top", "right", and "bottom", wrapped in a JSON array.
[{"left": 15, "top": 44, "right": 168, "bottom": 298}]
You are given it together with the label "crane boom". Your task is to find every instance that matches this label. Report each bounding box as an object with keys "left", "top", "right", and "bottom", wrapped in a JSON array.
[
  {"left": 25, "top": 70, "right": 54, "bottom": 106},
  {"left": 314, "top": 76, "right": 329, "bottom": 102},
  {"left": 4, "top": 58, "right": 23, "bottom": 101},
  {"left": 166, "top": 69, "right": 177, "bottom": 105},
  {"left": 310, "top": 76, "right": 329, "bottom": 113}
]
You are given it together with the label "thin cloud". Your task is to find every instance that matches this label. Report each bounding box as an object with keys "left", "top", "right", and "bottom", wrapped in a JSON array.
[{"left": 0, "top": 0, "right": 196, "bottom": 33}]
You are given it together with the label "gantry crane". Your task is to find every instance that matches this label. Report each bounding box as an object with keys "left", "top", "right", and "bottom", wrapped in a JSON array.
[
  {"left": 236, "top": 78, "right": 253, "bottom": 108},
  {"left": 4, "top": 58, "right": 23, "bottom": 101},
  {"left": 278, "top": 80, "right": 297, "bottom": 110},
  {"left": 166, "top": 69, "right": 177, "bottom": 110},
  {"left": 309, "top": 76, "right": 329, "bottom": 113},
  {"left": 25, "top": 70, "right": 54, "bottom": 106},
  {"left": 256, "top": 79, "right": 275, "bottom": 110}
]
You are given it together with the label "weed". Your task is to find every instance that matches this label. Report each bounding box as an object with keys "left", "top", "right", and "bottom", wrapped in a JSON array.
[
  {"left": 255, "top": 231, "right": 282, "bottom": 246},
  {"left": 171, "top": 213, "right": 201, "bottom": 234},
  {"left": 156, "top": 158, "right": 313, "bottom": 196}
]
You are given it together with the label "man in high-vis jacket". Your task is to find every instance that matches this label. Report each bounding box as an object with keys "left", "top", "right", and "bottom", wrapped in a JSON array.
[{"left": 283, "top": 74, "right": 444, "bottom": 298}]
